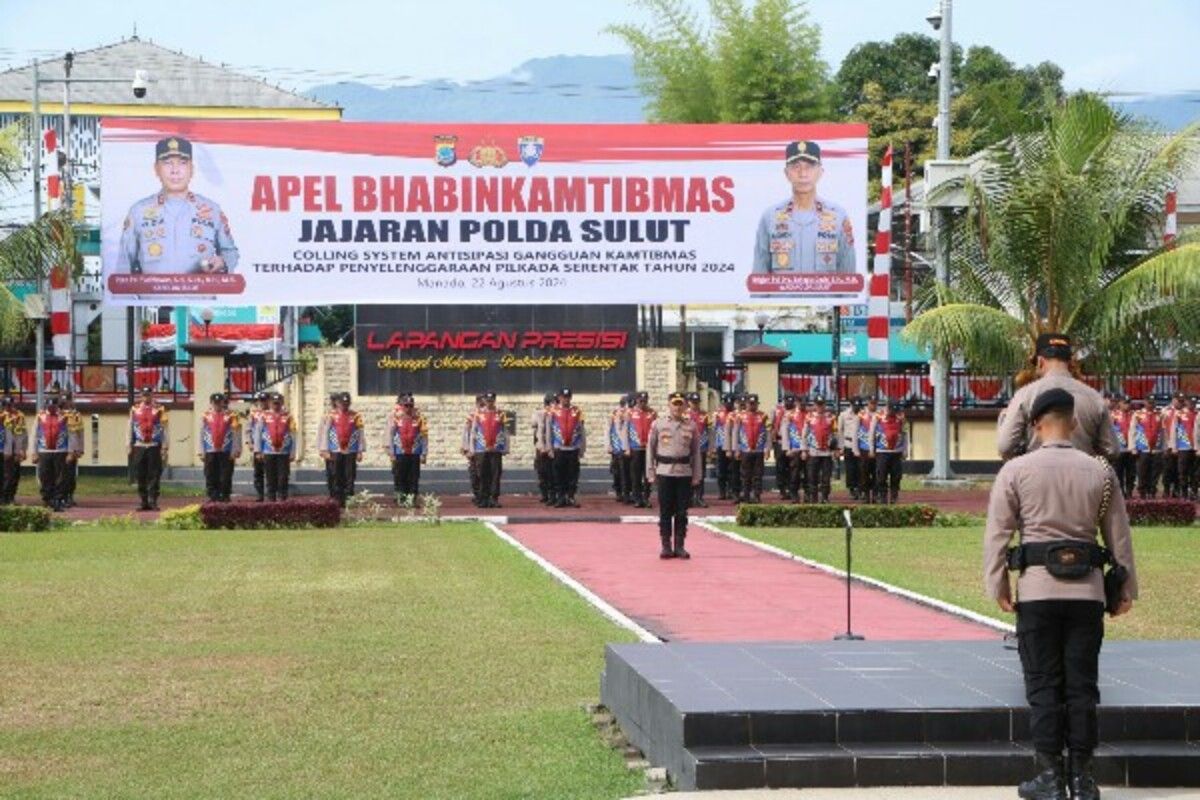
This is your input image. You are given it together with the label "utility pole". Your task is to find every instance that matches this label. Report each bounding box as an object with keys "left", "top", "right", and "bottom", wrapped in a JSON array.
[
  {"left": 31, "top": 60, "right": 45, "bottom": 414},
  {"left": 929, "top": 0, "right": 955, "bottom": 480}
]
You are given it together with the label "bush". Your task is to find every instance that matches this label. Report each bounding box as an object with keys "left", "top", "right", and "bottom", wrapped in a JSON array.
[
  {"left": 199, "top": 498, "right": 342, "bottom": 530},
  {"left": 735, "top": 503, "right": 938, "bottom": 528},
  {"left": 933, "top": 511, "right": 985, "bottom": 528},
  {"left": 1124, "top": 498, "right": 1195, "bottom": 526},
  {"left": 0, "top": 505, "right": 52, "bottom": 532},
  {"left": 158, "top": 504, "right": 204, "bottom": 530}
]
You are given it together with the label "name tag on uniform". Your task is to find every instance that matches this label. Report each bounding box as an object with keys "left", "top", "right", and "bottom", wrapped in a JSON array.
[
  {"left": 816, "top": 239, "right": 838, "bottom": 253},
  {"left": 769, "top": 239, "right": 791, "bottom": 253}
]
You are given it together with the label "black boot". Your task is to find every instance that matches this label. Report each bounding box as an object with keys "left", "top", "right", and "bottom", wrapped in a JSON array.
[
  {"left": 673, "top": 532, "right": 690, "bottom": 559},
  {"left": 659, "top": 535, "right": 675, "bottom": 559},
  {"left": 1019, "top": 752, "right": 1067, "bottom": 800},
  {"left": 1068, "top": 752, "right": 1099, "bottom": 800}
]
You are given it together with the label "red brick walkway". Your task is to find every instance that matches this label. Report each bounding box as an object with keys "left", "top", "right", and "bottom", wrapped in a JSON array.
[{"left": 503, "top": 521, "right": 1001, "bottom": 642}]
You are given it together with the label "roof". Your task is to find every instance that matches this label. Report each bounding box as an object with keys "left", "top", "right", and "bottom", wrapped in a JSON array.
[{"left": 0, "top": 38, "right": 334, "bottom": 110}]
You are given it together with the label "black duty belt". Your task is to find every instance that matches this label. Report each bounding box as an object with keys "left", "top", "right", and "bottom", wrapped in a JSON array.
[
  {"left": 1006, "top": 541, "right": 1109, "bottom": 580},
  {"left": 656, "top": 455, "right": 691, "bottom": 464}
]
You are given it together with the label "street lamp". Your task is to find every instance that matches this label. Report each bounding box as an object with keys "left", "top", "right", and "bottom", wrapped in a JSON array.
[
  {"left": 30, "top": 55, "right": 150, "bottom": 410},
  {"left": 754, "top": 311, "right": 770, "bottom": 344},
  {"left": 200, "top": 308, "right": 215, "bottom": 339}
]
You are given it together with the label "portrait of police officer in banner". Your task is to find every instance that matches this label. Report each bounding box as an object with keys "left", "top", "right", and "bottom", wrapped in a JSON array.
[
  {"left": 115, "top": 136, "right": 239, "bottom": 275},
  {"left": 752, "top": 140, "right": 856, "bottom": 275}
]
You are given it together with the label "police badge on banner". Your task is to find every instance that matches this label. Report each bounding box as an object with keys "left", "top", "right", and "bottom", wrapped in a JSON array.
[
  {"left": 99, "top": 119, "right": 869, "bottom": 307},
  {"left": 518, "top": 136, "right": 544, "bottom": 167}
]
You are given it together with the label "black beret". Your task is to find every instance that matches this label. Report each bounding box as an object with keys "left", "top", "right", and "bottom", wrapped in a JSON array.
[
  {"left": 687, "top": 391, "right": 700, "bottom": 402},
  {"left": 1035, "top": 332, "right": 1072, "bottom": 360},
  {"left": 1030, "top": 388, "right": 1075, "bottom": 422}
]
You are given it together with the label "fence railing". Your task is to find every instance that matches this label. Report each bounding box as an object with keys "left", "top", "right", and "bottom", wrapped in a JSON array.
[
  {"left": 685, "top": 361, "right": 1200, "bottom": 409},
  {"left": 0, "top": 358, "right": 308, "bottom": 403}
]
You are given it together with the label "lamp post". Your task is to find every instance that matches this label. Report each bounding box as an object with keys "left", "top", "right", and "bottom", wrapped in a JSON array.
[
  {"left": 200, "top": 308, "right": 215, "bottom": 339},
  {"left": 754, "top": 311, "right": 769, "bottom": 344},
  {"left": 927, "top": 0, "right": 955, "bottom": 480}
]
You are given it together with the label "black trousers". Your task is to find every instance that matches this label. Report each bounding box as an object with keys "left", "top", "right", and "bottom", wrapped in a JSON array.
[
  {"left": 610, "top": 453, "right": 621, "bottom": 495},
  {"left": 1016, "top": 600, "right": 1105, "bottom": 756},
  {"left": 807, "top": 455, "right": 834, "bottom": 502},
  {"left": 1178, "top": 450, "right": 1197, "bottom": 498},
  {"left": 253, "top": 456, "right": 266, "bottom": 500},
  {"left": 773, "top": 443, "right": 789, "bottom": 494},
  {"left": 64, "top": 457, "right": 78, "bottom": 500},
  {"left": 629, "top": 450, "right": 649, "bottom": 502},
  {"left": 843, "top": 449, "right": 860, "bottom": 495},
  {"left": 739, "top": 452, "right": 765, "bottom": 500},
  {"left": 1162, "top": 451, "right": 1179, "bottom": 496},
  {"left": 535, "top": 451, "right": 553, "bottom": 499},
  {"left": 264, "top": 454, "right": 290, "bottom": 500},
  {"left": 859, "top": 453, "right": 876, "bottom": 499},
  {"left": 656, "top": 475, "right": 691, "bottom": 539},
  {"left": 330, "top": 453, "right": 356, "bottom": 505},
  {"left": 788, "top": 453, "right": 806, "bottom": 500},
  {"left": 1114, "top": 452, "right": 1136, "bottom": 497},
  {"left": 553, "top": 449, "right": 581, "bottom": 499},
  {"left": 617, "top": 453, "right": 633, "bottom": 500},
  {"left": 692, "top": 454, "right": 706, "bottom": 502},
  {"left": 1135, "top": 452, "right": 1160, "bottom": 498},
  {"left": 874, "top": 452, "right": 903, "bottom": 501},
  {"left": 478, "top": 451, "right": 503, "bottom": 501},
  {"left": 392, "top": 454, "right": 421, "bottom": 497},
  {"left": 131, "top": 445, "right": 162, "bottom": 503},
  {"left": 323, "top": 458, "right": 334, "bottom": 497},
  {"left": 203, "top": 452, "right": 233, "bottom": 501},
  {"left": 37, "top": 452, "right": 67, "bottom": 505},
  {"left": 716, "top": 450, "right": 735, "bottom": 497},
  {"left": 2, "top": 455, "right": 20, "bottom": 503},
  {"left": 468, "top": 454, "right": 481, "bottom": 500}
]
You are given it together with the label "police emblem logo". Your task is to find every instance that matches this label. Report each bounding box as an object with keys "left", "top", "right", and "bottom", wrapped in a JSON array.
[
  {"left": 167, "top": 138, "right": 179, "bottom": 152},
  {"left": 518, "top": 135, "right": 544, "bottom": 167},
  {"left": 434, "top": 134, "right": 458, "bottom": 167},
  {"left": 469, "top": 140, "right": 509, "bottom": 168}
]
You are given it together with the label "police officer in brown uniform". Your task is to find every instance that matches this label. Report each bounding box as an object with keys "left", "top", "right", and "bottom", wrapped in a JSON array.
[
  {"left": 647, "top": 391, "right": 702, "bottom": 559},
  {"left": 984, "top": 388, "right": 1137, "bottom": 800},
  {"left": 997, "top": 334, "right": 1120, "bottom": 460}
]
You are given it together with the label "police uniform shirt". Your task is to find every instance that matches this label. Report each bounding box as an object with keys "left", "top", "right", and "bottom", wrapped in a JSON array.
[
  {"left": 984, "top": 442, "right": 1138, "bottom": 604},
  {"left": 838, "top": 408, "right": 859, "bottom": 450},
  {"left": 997, "top": 372, "right": 1119, "bottom": 459},
  {"left": 117, "top": 192, "right": 239, "bottom": 274},
  {"left": 646, "top": 415, "right": 702, "bottom": 483},
  {"left": 752, "top": 197, "right": 855, "bottom": 274}
]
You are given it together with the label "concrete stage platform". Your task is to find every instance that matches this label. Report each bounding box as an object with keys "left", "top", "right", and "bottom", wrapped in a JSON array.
[{"left": 601, "top": 640, "right": 1200, "bottom": 791}]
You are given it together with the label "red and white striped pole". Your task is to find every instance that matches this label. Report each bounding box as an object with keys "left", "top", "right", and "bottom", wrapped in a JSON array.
[
  {"left": 868, "top": 146, "right": 893, "bottom": 361},
  {"left": 42, "top": 128, "right": 72, "bottom": 361},
  {"left": 1165, "top": 187, "right": 1178, "bottom": 250},
  {"left": 43, "top": 128, "right": 61, "bottom": 209}
]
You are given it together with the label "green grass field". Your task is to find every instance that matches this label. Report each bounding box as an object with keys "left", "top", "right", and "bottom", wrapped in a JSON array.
[
  {"left": 0, "top": 524, "right": 642, "bottom": 799},
  {"left": 730, "top": 525, "right": 1200, "bottom": 640}
]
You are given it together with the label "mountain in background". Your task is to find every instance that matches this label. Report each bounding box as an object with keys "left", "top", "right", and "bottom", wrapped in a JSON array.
[
  {"left": 1109, "top": 92, "right": 1200, "bottom": 131},
  {"left": 305, "top": 54, "right": 646, "bottom": 122}
]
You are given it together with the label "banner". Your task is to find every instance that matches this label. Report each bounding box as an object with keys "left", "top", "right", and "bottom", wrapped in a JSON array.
[
  {"left": 356, "top": 305, "right": 636, "bottom": 396},
  {"left": 101, "top": 119, "right": 868, "bottom": 306}
]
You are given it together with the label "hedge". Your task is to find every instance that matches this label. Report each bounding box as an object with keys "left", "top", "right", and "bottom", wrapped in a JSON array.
[
  {"left": 0, "top": 505, "right": 53, "bottom": 532},
  {"left": 1124, "top": 498, "right": 1195, "bottom": 526},
  {"left": 158, "top": 504, "right": 204, "bottom": 530},
  {"left": 736, "top": 503, "right": 938, "bottom": 528},
  {"left": 199, "top": 498, "right": 342, "bottom": 530}
]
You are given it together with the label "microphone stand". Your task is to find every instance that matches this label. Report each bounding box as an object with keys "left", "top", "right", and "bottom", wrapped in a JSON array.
[{"left": 834, "top": 508, "right": 864, "bottom": 641}]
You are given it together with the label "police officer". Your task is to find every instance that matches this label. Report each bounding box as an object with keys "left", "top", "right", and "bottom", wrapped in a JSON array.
[
  {"left": 128, "top": 386, "right": 168, "bottom": 511},
  {"left": 998, "top": 334, "right": 1119, "bottom": 460},
  {"left": 545, "top": 387, "right": 586, "bottom": 508},
  {"left": 532, "top": 392, "right": 556, "bottom": 505},
  {"left": 607, "top": 394, "right": 630, "bottom": 502},
  {"left": 752, "top": 140, "right": 855, "bottom": 274},
  {"left": 259, "top": 393, "right": 297, "bottom": 501},
  {"left": 386, "top": 393, "right": 427, "bottom": 501},
  {"left": 468, "top": 391, "right": 508, "bottom": 508},
  {"left": 984, "top": 388, "right": 1137, "bottom": 800},
  {"left": 319, "top": 391, "right": 364, "bottom": 507},
  {"left": 462, "top": 394, "right": 484, "bottom": 506},
  {"left": 198, "top": 392, "right": 241, "bottom": 502},
  {"left": 856, "top": 396, "right": 879, "bottom": 502},
  {"left": 733, "top": 394, "right": 771, "bottom": 504},
  {"left": 685, "top": 392, "right": 711, "bottom": 507},
  {"left": 803, "top": 396, "right": 838, "bottom": 504},
  {"left": 1166, "top": 395, "right": 1198, "bottom": 500},
  {"left": 0, "top": 395, "right": 26, "bottom": 505},
  {"left": 625, "top": 391, "right": 657, "bottom": 508},
  {"left": 839, "top": 397, "right": 862, "bottom": 500},
  {"left": 247, "top": 391, "right": 270, "bottom": 502},
  {"left": 1130, "top": 396, "right": 1163, "bottom": 499},
  {"left": 117, "top": 136, "right": 239, "bottom": 275},
  {"left": 1111, "top": 395, "right": 1135, "bottom": 498},
  {"left": 647, "top": 391, "right": 702, "bottom": 559},
  {"left": 780, "top": 397, "right": 808, "bottom": 502},
  {"left": 713, "top": 394, "right": 737, "bottom": 500},
  {"left": 31, "top": 392, "right": 78, "bottom": 511},
  {"left": 60, "top": 392, "right": 84, "bottom": 508},
  {"left": 1160, "top": 393, "right": 1183, "bottom": 497},
  {"left": 773, "top": 394, "right": 797, "bottom": 499},
  {"left": 869, "top": 402, "right": 907, "bottom": 504}
]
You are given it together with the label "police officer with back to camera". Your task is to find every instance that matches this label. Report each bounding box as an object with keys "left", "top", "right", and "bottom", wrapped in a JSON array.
[
  {"left": 117, "top": 136, "right": 239, "bottom": 275},
  {"left": 984, "top": 388, "right": 1137, "bottom": 800},
  {"left": 997, "top": 334, "right": 1119, "bottom": 460},
  {"left": 647, "top": 391, "right": 702, "bottom": 559},
  {"left": 128, "top": 386, "right": 168, "bottom": 511},
  {"left": 752, "top": 140, "right": 856, "bottom": 274}
]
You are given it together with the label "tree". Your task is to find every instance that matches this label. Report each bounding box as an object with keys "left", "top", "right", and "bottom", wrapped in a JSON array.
[
  {"left": 833, "top": 33, "right": 958, "bottom": 116},
  {"left": 609, "top": 0, "right": 831, "bottom": 123},
  {"left": 903, "top": 94, "right": 1200, "bottom": 376}
]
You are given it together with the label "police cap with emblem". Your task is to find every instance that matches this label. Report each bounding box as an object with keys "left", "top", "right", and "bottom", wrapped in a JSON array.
[
  {"left": 785, "top": 140, "right": 821, "bottom": 165},
  {"left": 722, "top": 393, "right": 735, "bottom": 405},
  {"left": 558, "top": 387, "right": 572, "bottom": 398},
  {"left": 140, "top": 386, "right": 153, "bottom": 396},
  {"left": 747, "top": 393, "right": 760, "bottom": 404},
  {"left": 338, "top": 392, "right": 351, "bottom": 403},
  {"left": 543, "top": 392, "right": 556, "bottom": 405},
  {"left": 155, "top": 136, "right": 193, "bottom": 161},
  {"left": 669, "top": 391, "right": 686, "bottom": 404},
  {"left": 636, "top": 390, "right": 649, "bottom": 401},
  {"left": 1030, "top": 387, "right": 1075, "bottom": 423},
  {"left": 687, "top": 391, "right": 700, "bottom": 402},
  {"left": 1035, "top": 332, "right": 1072, "bottom": 360},
  {"left": 210, "top": 392, "right": 225, "bottom": 404},
  {"left": 483, "top": 391, "right": 496, "bottom": 400}
]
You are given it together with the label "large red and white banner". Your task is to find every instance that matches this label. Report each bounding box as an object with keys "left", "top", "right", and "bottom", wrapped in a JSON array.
[{"left": 101, "top": 119, "right": 867, "bottom": 306}]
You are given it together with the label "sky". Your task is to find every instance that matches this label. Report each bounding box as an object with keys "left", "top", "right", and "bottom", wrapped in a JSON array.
[{"left": 1, "top": 0, "right": 1197, "bottom": 95}]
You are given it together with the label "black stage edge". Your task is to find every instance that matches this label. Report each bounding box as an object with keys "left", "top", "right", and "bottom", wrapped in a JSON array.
[{"left": 600, "top": 640, "right": 1200, "bottom": 791}]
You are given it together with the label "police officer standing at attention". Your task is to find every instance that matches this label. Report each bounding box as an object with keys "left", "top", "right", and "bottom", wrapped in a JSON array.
[
  {"left": 259, "top": 392, "right": 297, "bottom": 502},
  {"left": 753, "top": 141, "right": 856, "bottom": 274},
  {"left": 198, "top": 392, "right": 240, "bottom": 502},
  {"left": 532, "top": 392, "right": 556, "bottom": 505},
  {"left": 625, "top": 391, "right": 657, "bottom": 508},
  {"left": 998, "top": 334, "right": 1119, "bottom": 460},
  {"left": 839, "top": 397, "right": 862, "bottom": 500},
  {"left": 128, "top": 386, "right": 168, "bottom": 511},
  {"left": 733, "top": 394, "right": 771, "bottom": 504},
  {"left": 468, "top": 391, "right": 509, "bottom": 508},
  {"left": 0, "top": 395, "right": 26, "bottom": 505},
  {"left": 647, "top": 391, "right": 702, "bottom": 559},
  {"left": 685, "top": 392, "right": 711, "bottom": 507},
  {"left": 318, "top": 391, "right": 364, "bottom": 507},
  {"left": 386, "top": 393, "right": 427, "bottom": 502},
  {"left": 117, "top": 136, "right": 239, "bottom": 275},
  {"left": 545, "top": 387, "right": 586, "bottom": 508},
  {"left": 31, "top": 392, "right": 78, "bottom": 511},
  {"left": 984, "top": 388, "right": 1137, "bottom": 800},
  {"left": 247, "top": 391, "right": 269, "bottom": 502},
  {"left": 713, "top": 394, "right": 736, "bottom": 500}
]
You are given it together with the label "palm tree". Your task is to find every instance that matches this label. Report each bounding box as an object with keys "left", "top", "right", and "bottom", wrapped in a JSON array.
[
  {"left": 0, "top": 121, "right": 81, "bottom": 350},
  {"left": 904, "top": 93, "right": 1200, "bottom": 378}
]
